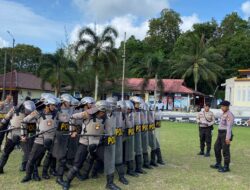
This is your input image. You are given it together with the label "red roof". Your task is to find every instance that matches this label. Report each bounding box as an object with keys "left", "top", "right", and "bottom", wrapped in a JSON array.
[
  {"left": 125, "top": 78, "right": 199, "bottom": 94},
  {"left": 0, "top": 70, "right": 53, "bottom": 91}
]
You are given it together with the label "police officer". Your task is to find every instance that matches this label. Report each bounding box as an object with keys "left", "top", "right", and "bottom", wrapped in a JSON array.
[
  {"left": 0, "top": 94, "right": 13, "bottom": 150},
  {"left": 124, "top": 100, "right": 138, "bottom": 177},
  {"left": 52, "top": 94, "right": 75, "bottom": 186},
  {"left": 0, "top": 100, "right": 36, "bottom": 174},
  {"left": 130, "top": 96, "right": 146, "bottom": 174},
  {"left": 21, "top": 96, "right": 58, "bottom": 183},
  {"left": 148, "top": 104, "right": 158, "bottom": 167},
  {"left": 210, "top": 100, "right": 234, "bottom": 173},
  {"left": 140, "top": 101, "right": 153, "bottom": 169},
  {"left": 104, "top": 97, "right": 121, "bottom": 190},
  {"left": 75, "top": 97, "right": 97, "bottom": 180},
  {"left": 115, "top": 100, "right": 129, "bottom": 185},
  {"left": 196, "top": 103, "right": 215, "bottom": 157},
  {"left": 154, "top": 107, "right": 165, "bottom": 165},
  {"left": 60, "top": 100, "right": 108, "bottom": 190}
]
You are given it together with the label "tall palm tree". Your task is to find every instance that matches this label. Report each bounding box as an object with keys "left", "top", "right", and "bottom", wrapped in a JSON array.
[
  {"left": 172, "top": 33, "right": 224, "bottom": 91},
  {"left": 75, "top": 26, "right": 118, "bottom": 100},
  {"left": 38, "top": 48, "right": 77, "bottom": 96}
]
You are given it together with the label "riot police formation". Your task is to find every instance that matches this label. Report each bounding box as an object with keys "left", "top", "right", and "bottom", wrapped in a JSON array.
[{"left": 0, "top": 94, "right": 167, "bottom": 190}]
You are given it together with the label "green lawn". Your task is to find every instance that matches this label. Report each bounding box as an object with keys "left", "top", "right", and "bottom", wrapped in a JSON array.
[{"left": 0, "top": 121, "right": 250, "bottom": 190}]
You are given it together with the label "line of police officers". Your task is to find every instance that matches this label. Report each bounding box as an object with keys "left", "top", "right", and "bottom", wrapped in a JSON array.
[{"left": 0, "top": 93, "right": 165, "bottom": 190}]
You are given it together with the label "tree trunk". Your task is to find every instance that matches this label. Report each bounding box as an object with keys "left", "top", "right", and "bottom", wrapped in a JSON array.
[
  {"left": 94, "top": 72, "right": 99, "bottom": 100},
  {"left": 195, "top": 82, "right": 197, "bottom": 92}
]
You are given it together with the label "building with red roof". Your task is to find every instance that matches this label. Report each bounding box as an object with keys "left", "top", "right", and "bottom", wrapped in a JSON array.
[{"left": 0, "top": 70, "right": 53, "bottom": 104}]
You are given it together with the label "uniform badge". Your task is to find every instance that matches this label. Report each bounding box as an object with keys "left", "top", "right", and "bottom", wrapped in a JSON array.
[
  {"left": 47, "top": 120, "right": 53, "bottom": 126},
  {"left": 95, "top": 123, "right": 100, "bottom": 130}
]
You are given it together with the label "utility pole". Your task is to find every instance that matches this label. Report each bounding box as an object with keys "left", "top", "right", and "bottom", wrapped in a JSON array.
[
  {"left": 121, "top": 32, "right": 126, "bottom": 101},
  {"left": 2, "top": 51, "right": 7, "bottom": 100},
  {"left": 7, "top": 31, "right": 15, "bottom": 95}
]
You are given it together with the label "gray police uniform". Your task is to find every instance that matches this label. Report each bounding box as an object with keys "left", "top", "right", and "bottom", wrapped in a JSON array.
[
  {"left": 52, "top": 108, "right": 72, "bottom": 178},
  {"left": 23, "top": 110, "right": 57, "bottom": 180},
  {"left": 0, "top": 109, "right": 25, "bottom": 172},
  {"left": 64, "top": 110, "right": 106, "bottom": 185},
  {"left": 214, "top": 110, "right": 234, "bottom": 167},
  {"left": 104, "top": 112, "right": 116, "bottom": 175}
]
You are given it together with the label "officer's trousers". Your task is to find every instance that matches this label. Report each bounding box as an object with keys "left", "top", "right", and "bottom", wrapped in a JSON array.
[
  {"left": 199, "top": 127, "right": 212, "bottom": 152},
  {"left": 25, "top": 143, "right": 46, "bottom": 176},
  {"left": 214, "top": 130, "right": 230, "bottom": 165}
]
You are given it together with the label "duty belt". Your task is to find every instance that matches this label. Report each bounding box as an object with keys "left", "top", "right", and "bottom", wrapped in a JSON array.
[
  {"left": 141, "top": 124, "right": 149, "bottom": 132},
  {"left": 115, "top": 128, "right": 123, "bottom": 136},
  {"left": 134, "top": 125, "right": 141, "bottom": 133},
  {"left": 0, "top": 113, "right": 6, "bottom": 119},
  {"left": 103, "top": 135, "right": 116, "bottom": 146},
  {"left": 125, "top": 128, "right": 135, "bottom": 136},
  {"left": 27, "top": 123, "right": 37, "bottom": 133},
  {"left": 155, "top": 120, "right": 161, "bottom": 128},
  {"left": 57, "top": 122, "right": 69, "bottom": 131},
  {"left": 148, "top": 123, "right": 155, "bottom": 131}
]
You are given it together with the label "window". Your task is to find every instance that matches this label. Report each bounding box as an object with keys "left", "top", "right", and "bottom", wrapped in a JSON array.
[
  {"left": 237, "top": 87, "right": 241, "bottom": 101},
  {"left": 242, "top": 88, "right": 246, "bottom": 102},
  {"left": 248, "top": 87, "right": 250, "bottom": 102}
]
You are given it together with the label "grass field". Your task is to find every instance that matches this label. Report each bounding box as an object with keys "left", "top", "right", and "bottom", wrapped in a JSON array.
[{"left": 0, "top": 121, "right": 250, "bottom": 190}]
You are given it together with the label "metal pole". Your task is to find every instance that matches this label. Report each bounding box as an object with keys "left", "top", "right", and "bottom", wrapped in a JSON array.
[
  {"left": 7, "top": 31, "right": 15, "bottom": 95},
  {"left": 2, "top": 51, "right": 7, "bottom": 100},
  {"left": 121, "top": 32, "right": 126, "bottom": 101}
]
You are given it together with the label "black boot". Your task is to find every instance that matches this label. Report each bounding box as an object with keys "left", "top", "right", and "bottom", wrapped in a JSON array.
[
  {"left": 150, "top": 150, "right": 158, "bottom": 167},
  {"left": 32, "top": 165, "right": 41, "bottom": 181},
  {"left": 143, "top": 153, "right": 153, "bottom": 169},
  {"left": 210, "top": 163, "right": 221, "bottom": 169},
  {"left": 91, "top": 160, "right": 101, "bottom": 179},
  {"left": 56, "top": 176, "right": 66, "bottom": 186},
  {"left": 49, "top": 168, "right": 57, "bottom": 176},
  {"left": 135, "top": 155, "right": 147, "bottom": 174},
  {"left": 204, "top": 151, "right": 210, "bottom": 157},
  {"left": 106, "top": 174, "right": 121, "bottom": 190},
  {"left": 156, "top": 148, "right": 165, "bottom": 165},
  {"left": 218, "top": 164, "right": 230, "bottom": 173},
  {"left": 0, "top": 152, "right": 9, "bottom": 174},
  {"left": 61, "top": 166, "right": 78, "bottom": 190},
  {"left": 42, "top": 170, "right": 50, "bottom": 179},
  {"left": 19, "top": 161, "right": 27, "bottom": 172},
  {"left": 116, "top": 164, "right": 129, "bottom": 185},
  {"left": 21, "top": 161, "right": 34, "bottom": 183},
  {"left": 77, "top": 156, "right": 94, "bottom": 181},
  {"left": 127, "top": 161, "right": 138, "bottom": 177},
  {"left": 197, "top": 151, "right": 204, "bottom": 155}
]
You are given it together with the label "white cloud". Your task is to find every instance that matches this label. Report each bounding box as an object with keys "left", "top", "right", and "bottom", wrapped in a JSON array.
[
  {"left": 72, "top": 0, "right": 169, "bottom": 22},
  {"left": 70, "top": 14, "right": 149, "bottom": 47},
  {"left": 0, "top": 0, "right": 65, "bottom": 51},
  {"left": 0, "top": 37, "right": 9, "bottom": 48},
  {"left": 180, "top": 13, "right": 200, "bottom": 32},
  {"left": 241, "top": 1, "right": 250, "bottom": 18}
]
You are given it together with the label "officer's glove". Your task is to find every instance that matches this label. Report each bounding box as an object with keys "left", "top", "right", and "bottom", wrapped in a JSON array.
[{"left": 88, "top": 144, "right": 97, "bottom": 156}]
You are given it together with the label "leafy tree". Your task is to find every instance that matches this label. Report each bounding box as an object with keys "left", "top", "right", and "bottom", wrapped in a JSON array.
[
  {"left": 145, "top": 8, "right": 182, "bottom": 56},
  {"left": 38, "top": 48, "right": 77, "bottom": 96},
  {"left": 172, "top": 33, "right": 224, "bottom": 91},
  {"left": 75, "top": 26, "right": 118, "bottom": 100}
]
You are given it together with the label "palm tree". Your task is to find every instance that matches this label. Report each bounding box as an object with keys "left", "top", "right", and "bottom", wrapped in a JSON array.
[
  {"left": 38, "top": 48, "right": 77, "bottom": 96},
  {"left": 75, "top": 26, "right": 118, "bottom": 100},
  {"left": 130, "top": 51, "right": 165, "bottom": 104},
  {"left": 172, "top": 33, "right": 224, "bottom": 91}
]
